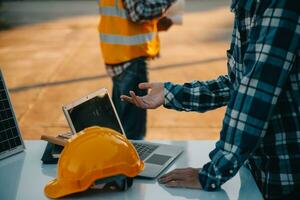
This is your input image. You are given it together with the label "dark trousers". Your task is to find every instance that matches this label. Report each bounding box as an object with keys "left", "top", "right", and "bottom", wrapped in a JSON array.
[{"left": 112, "top": 58, "right": 148, "bottom": 140}]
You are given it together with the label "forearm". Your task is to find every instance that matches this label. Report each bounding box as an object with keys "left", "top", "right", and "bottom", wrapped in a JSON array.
[
  {"left": 122, "top": 0, "right": 175, "bottom": 22},
  {"left": 163, "top": 75, "right": 231, "bottom": 112}
]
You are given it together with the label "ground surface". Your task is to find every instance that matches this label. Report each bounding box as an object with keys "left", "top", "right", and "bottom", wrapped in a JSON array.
[{"left": 0, "top": 0, "right": 233, "bottom": 140}]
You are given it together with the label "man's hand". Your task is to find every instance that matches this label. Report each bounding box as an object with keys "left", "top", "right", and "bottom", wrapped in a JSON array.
[
  {"left": 157, "top": 17, "right": 173, "bottom": 31},
  {"left": 158, "top": 168, "right": 202, "bottom": 189},
  {"left": 120, "top": 82, "right": 164, "bottom": 109}
]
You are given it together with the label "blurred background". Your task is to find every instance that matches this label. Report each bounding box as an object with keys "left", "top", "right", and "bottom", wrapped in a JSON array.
[{"left": 0, "top": 0, "right": 232, "bottom": 140}]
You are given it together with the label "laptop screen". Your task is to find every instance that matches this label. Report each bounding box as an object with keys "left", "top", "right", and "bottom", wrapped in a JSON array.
[{"left": 67, "top": 93, "right": 123, "bottom": 134}]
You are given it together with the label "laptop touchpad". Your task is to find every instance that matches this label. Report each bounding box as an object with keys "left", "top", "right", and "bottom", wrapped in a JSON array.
[{"left": 145, "top": 154, "right": 171, "bottom": 165}]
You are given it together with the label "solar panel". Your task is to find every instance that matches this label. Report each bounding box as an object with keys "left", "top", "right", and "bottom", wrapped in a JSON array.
[{"left": 0, "top": 69, "right": 25, "bottom": 160}]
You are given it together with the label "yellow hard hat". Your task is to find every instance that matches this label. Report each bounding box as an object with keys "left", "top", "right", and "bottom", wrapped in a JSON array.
[{"left": 44, "top": 126, "right": 144, "bottom": 199}]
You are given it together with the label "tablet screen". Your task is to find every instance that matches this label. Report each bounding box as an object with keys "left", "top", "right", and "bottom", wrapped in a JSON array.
[{"left": 67, "top": 93, "right": 123, "bottom": 134}]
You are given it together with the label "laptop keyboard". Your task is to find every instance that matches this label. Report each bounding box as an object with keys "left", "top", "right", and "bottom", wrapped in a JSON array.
[{"left": 133, "top": 143, "right": 159, "bottom": 160}]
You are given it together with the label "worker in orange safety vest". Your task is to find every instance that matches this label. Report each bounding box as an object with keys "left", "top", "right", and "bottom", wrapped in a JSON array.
[{"left": 98, "top": 0, "right": 175, "bottom": 139}]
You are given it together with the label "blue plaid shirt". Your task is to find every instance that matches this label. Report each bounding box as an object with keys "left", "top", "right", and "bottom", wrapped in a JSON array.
[{"left": 164, "top": 0, "right": 300, "bottom": 199}]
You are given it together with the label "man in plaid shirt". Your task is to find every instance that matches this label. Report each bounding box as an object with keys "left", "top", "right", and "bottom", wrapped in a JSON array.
[{"left": 121, "top": 0, "right": 300, "bottom": 199}]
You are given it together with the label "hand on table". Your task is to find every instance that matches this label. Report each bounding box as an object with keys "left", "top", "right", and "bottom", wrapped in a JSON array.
[
  {"left": 158, "top": 168, "right": 202, "bottom": 189},
  {"left": 120, "top": 82, "right": 164, "bottom": 109}
]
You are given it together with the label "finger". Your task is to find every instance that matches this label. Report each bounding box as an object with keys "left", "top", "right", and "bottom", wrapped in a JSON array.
[
  {"left": 165, "top": 180, "right": 185, "bottom": 188},
  {"left": 159, "top": 177, "right": 174, "bottom": 184},
  {"left": 129, "top": 91, "right": 147, "bottom": 109},
  {"left": 120, "top": 95, "right": 134, "bottom": 104},
  {"left": 159, "top": 169, "right": 178, "bottom": 180},
  {"left": 132, "top": 93, "right": 147, "bottom": 108},
  {"left": 159, "top": 172, "right": 186, "bottom": 184},
  {"left": 159, "top": 168, "right": 187, "bottom": 180},
  {"left": 130, "top": 91, "right": 148, "bottom": 109},
  {"left": 159, "top": 170, "right": 173, "bottom": 180},
  {"left": 136, "top": 96, "right": 147, "bottom": 109},
  {"left": 129, "top": 91, "right": 140, "bottom": 106},
  {"left": 159, "top": 175, "right": 184, "bottom": 184},
  {"left": 139, "top": 82, "right": 153, "bottom": 90}
]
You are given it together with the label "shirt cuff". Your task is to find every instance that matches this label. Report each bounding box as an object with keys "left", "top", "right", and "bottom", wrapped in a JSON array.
[
  {"left": 198, "top": 163, "right": 221, "bottom": 191},
  {"left": 163, "top": 82, "right": 185, "bottom": 110},
  {"left": 163, "top": 82, "right": 174, "bottom": 109}
]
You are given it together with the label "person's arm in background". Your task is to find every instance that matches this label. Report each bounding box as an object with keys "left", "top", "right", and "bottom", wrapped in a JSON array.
[
  {"left": 199, "top": 1, "right": 300, "bottom": 191},
  {"left": 122, "top": 0, "right": 176, "bottom": 22}
]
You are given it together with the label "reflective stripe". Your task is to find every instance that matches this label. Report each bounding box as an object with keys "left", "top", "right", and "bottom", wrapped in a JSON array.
[
  {"left": 114, "top": 0, "right": 119, "bottom": 9},
  {"left": 100, "top": 33, "right": 156, "bottom": 45},
  {"left": 99, "top": 7, "right": 127, "bottom": 18}
]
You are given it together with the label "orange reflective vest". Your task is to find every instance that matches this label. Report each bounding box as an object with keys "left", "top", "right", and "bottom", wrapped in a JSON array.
[{"left": 98, "top": 0, "right": 160, "bottom": 65}]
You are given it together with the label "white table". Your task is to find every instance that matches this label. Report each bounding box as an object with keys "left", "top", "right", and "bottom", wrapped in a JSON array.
[{"left": 0, "top": 140, "right": 263, "bottom": 200}]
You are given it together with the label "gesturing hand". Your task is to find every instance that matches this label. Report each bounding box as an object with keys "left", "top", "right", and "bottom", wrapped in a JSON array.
[
  {"left": 158, "top": 168, "right": 202, "bottom": 189},
  {"left": 120, "top": 82, "right": 164, "bottom": 109}
]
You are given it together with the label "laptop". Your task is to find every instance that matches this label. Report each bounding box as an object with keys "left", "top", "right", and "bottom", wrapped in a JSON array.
[{"left": 62, "top": 88, "right": 183, "bottom": 178}]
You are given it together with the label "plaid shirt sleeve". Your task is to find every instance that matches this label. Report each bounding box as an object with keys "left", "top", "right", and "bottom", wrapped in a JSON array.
[
  {"left": 164, "top": 75, "right": 231, "bottom": 112},
  {"left": 198, "top": 2, "right": 300, "bottom": 191},
  {"left": 122, "top": 0, "right": 175, "bottom": 22}
]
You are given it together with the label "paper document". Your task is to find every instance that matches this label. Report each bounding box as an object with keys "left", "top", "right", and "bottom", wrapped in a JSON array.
[{"left": 166, "top": 0, "right": 185, "bottom": 25}]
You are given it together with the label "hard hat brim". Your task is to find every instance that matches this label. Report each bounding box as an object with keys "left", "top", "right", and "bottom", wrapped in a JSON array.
[{"left": 44, "top": 178, "right": 86, "bottom": 199}]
